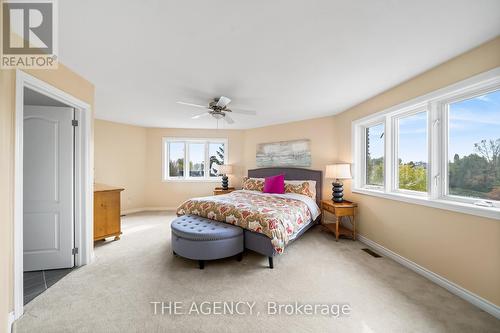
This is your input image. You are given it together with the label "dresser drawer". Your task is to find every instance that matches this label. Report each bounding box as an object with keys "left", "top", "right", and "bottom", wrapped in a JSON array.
[
  {"left": 322, "top": 203, "right": 336, "bottom": 214},
  {"left": 333, "top": 207, "right": 355, "bottom": 217}
]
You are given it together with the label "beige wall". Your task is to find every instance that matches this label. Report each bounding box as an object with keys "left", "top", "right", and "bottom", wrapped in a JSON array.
[
  {"left": 0, "top": 65, "right": 94, "bottom": 333},
  {"left": 94, "top": 120, "right": 147, "bottom": 212},
  {"left": 335, "top": 37, "right": 500, "bottom": 306},
  {"left": 145, "top": 128, "right": 245, "bottom": 208},
  {"left": 242, "top": 116, "right": 337, "bottom": 201},
  {"left": 94, "top": 124, "right": 246, "bottom": 210},
  {"left": 241, "top": 38, "right": 500, "bottom": 306},
  {"left": 92, "top": 37, "right": 500, "bottom": 309},
  {"left": 1, "top": 36, "right": 491, "bottom": 333}
]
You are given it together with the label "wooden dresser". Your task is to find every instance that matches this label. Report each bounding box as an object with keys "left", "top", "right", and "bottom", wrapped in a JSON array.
[{"left": 94, "top": 183, "right": 124, "bottom": 241}]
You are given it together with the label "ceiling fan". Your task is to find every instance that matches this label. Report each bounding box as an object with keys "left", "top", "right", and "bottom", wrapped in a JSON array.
[{"left": 176, "top": 96, "right": 256, "bottom": 124}]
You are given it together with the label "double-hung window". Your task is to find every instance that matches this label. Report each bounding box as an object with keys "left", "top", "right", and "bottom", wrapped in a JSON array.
[
  {"left": 163, "top": 138, "right": 228, "bottom": 181},
  {"left": 352, "top": 68, "right": 500, "bottom": 219}
]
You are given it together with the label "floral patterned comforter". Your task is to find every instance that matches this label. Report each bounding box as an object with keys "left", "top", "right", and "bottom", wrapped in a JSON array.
[{"left": 176, "top": 190, "right": 320, "bottom": 254}]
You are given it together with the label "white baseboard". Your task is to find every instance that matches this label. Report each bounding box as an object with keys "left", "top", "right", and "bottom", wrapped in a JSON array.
[
  {"left": 8, "top": 311, "right": 14, "bottom": 333},
  {"left": 121, "top": 207, "right": 176, "bottom": 215},
  {"left": 357, "top": 234, "right": 500, "bottom": 319}
]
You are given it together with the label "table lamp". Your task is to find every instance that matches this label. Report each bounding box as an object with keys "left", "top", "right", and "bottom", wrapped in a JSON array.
[
  {"left": 326, "top": 164, "right": 351, "bottom": 202},
  {"left": 217, "top": 164, "right": 233, "bottom": 190}
]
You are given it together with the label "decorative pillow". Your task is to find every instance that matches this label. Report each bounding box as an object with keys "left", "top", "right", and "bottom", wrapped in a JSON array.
[
  {"left": 263, "top": 174, "right": 285, "bottom": 194},
  {"left": 285, "top": 181, "right": 314, "bottom": 198},
  {"left": 285, "top": 180, "right": 316, "bottom": 199},
  {"left": 242, "top": 177, "right": 264, "bottom": 192}
]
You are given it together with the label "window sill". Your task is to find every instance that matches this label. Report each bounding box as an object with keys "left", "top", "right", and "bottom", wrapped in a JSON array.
[
  {"left": 162, "top": 178, "right": 222, "bottom": 183},
  {"left": 352, "top": 188, "right": 500, "bottom": 220}
]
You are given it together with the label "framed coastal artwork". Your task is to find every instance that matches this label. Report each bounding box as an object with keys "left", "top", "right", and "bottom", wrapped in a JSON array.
[{"left": 256, "top": 139, "right": 311, "bottom": 167}]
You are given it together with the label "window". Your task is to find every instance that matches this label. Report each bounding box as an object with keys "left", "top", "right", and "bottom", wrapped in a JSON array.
[
  {"left": 168, "top": 142, "right": 184, "bottom": 178},
  {"left": 448, "top": 90, "right": 500, "bottom": 201},
  {"left": 208, "top": 142, "right": 225, "bottom": 177},
  {"left": 396, "top": 111, "right": 428, "bottom": 193},
  {"left": 188, "top": 143, "right": 205, "bottom": 177},
  {"left": 352, "top": 68, "right": 500, "bottom": 220},
  {"left": 365, "top": 124, "right": 385, "bottom": 187},
  {"left": 163, "top": 138, "right": 227, "bottom": 181}
]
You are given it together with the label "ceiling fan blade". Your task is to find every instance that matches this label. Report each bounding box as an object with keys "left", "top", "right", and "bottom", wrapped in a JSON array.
[
  {"left": 216, "top": 96, "right": 231, "bottom": 108},
  {"left": 230, "top": 108, "right": 257, "bottom": 116},
  {"left": 177, "top": 101, "right": 208, "bottom": 109},
  {"left": 224, "top": 114, "right": 235, "bottom": 124},
  {"left": 191, "top": 112, "right": 210, "bottom": 119}
]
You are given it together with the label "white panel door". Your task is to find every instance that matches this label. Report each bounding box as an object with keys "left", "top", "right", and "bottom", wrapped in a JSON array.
[{"left": 23, "top": 105, "right": 74, "bottom": 271}]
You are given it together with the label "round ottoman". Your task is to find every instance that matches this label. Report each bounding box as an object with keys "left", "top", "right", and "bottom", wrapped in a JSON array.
[{"left": 171, "top": 215, "right": 244, "bottom": 269}]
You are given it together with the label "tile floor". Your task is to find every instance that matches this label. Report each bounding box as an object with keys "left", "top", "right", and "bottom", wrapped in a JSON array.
[{"left": 23, "top": 268, "right": 73, "bottom": 305}]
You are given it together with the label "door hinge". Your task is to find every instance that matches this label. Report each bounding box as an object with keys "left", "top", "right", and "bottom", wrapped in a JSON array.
[
  {"left": 72, "top": 248, "right": 79, "bottom": 255},
  {"left": 72, "top": 119, "right": 79, "bottom": 126}
]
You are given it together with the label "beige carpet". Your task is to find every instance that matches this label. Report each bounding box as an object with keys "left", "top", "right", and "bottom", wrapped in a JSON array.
[{"left": 14, "top": 212, "right": 499, "bottom": 333}]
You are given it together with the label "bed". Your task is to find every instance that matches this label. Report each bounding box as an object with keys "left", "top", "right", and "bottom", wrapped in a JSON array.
[{"left": 176, "top": 167, "right": 322, "bottom": 268}]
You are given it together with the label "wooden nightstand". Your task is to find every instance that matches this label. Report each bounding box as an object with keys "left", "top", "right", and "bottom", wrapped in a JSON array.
[
  {"left": 321, "top": 199, "right": 357, "bottom": 241},
  {"left": 213, "top": 187, "right": 236, "bottom": 195}
]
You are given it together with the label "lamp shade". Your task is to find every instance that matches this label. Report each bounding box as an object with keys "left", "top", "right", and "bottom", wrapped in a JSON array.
[
  {"left": 326, "top": 164, "right": 351, "bottom": 179},
  {"left": 217, "top": 164, "right": 233, "bottom": 175}
]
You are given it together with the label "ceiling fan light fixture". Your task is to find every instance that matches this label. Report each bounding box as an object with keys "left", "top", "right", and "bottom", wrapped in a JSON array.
[{"left": 212, "top": 112, "right": 224, "bottom": 120}]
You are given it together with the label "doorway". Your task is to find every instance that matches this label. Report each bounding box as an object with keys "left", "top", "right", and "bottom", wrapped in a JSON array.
[
  {"left": 14, "top": 70, "right": 93, "bottom": 319},
  {"left": 22, "top": 89, "right": 76, "bottom": 304}
]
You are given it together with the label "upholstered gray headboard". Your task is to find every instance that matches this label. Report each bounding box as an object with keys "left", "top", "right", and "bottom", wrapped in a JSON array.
[{"left": 247, "top": 167, "right": 322, "bottom": 204}]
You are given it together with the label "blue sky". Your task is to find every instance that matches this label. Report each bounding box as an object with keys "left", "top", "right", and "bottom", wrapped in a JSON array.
[
  {"left": 169, "top": 142, "right": 204, "bottom": 164},
  {"left": 367, "top": 124, "right": 385, "bottom": 160},
  {"left": 170, "top": 143, "right": 224, "bottom": 164},
  {"left": 369, "top": 90, "right": 500, "bottom": 163},
  {"left": 169, "top": 142, "right": 184, "bottom": 162},
  {"left": 399, "top": 111, "right": 427, "bottom": 163},
  {"left": 448, "top": 90, "right": 500, "bottom": 162},
  {"left": 189, "top": 143, "right": 205, "bottom": 166}
]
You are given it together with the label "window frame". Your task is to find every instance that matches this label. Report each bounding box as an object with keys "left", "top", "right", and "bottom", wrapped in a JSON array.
[
  {"left": 362, "top": 120, "right": 386, "bottom": 191},
  {"left": 352, "top": 67, "right": 500, "bottom": 220},
  {"left": 438, "top": 86, "right": 500, "bottom": 205},
  {"left": 162, "top": 137, "right": 228, "bottom": 182},
  {"left": 391, "top": 107, "right": 430, "bottom": 196}
]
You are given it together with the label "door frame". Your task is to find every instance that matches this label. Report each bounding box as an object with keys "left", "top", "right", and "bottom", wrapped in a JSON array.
[{"left": 13, "top": 70, "right": 93, "bottom": 319}]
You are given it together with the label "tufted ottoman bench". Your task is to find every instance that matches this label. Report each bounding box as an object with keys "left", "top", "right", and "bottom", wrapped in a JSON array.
[{"left": 171, "top": 215, "right": 244, "bottom": 269}]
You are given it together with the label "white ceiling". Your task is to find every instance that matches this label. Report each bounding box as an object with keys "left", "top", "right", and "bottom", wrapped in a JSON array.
[{"left": 59, "top": 0, "right": 500, "bottom": 129}]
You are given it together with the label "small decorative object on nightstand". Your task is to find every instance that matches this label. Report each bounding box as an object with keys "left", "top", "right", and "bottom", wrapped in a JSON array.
[
  {"left": 325, "top": 163, "right": 352, "bottom": 202},
  {"left": 321, "top": 199, "right": 357, "bottom": 241},
  {"left": 213, "top": 187, "right": 235, "bottom": 195},
  {"left": 217, "top": 164, "right": 233, "bottom": 190}
]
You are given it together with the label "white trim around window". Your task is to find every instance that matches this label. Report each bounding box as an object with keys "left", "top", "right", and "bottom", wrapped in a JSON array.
[
  {"left": 162, "top": 137, "right": 228, "bottom": 182},
  {"left": 352, "top": 67, "right": 500, "bottom": 220}
]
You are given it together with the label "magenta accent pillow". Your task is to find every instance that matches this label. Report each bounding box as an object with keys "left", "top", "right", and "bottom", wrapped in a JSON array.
[{"left": 263, "top": 174, "right": 285, "bottom": 194}]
